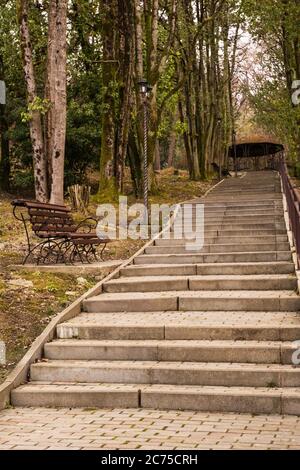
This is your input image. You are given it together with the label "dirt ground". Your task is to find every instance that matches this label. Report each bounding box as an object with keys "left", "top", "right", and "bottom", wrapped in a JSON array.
[{"left": 0, "top": 169, "right": 215, "bottom": 383}]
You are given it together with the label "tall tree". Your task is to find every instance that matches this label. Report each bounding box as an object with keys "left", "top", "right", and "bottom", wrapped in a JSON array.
[
  {"left": 98, "top": 0, "right": 118, "bottom": 201},
  {"left": 46, "top": 0, "right": 68, "bottom": 205},
  {"left": 115, "top": 0, "right": 135, "bottom": 193},
  {"left": 143, "top": 0, "right": 178, "bottom": 187},
  {"left": 0, "top": 54, "right": 10, "bottom": 191},
  {"left": 17, "top": 0, "right": 48, "bottom": 202},
  {"left": 17, "top": 0, "right": 68, "bottom": 204},
  {"left": 243, "top": 0, "right": 300, "bottom": 157}
]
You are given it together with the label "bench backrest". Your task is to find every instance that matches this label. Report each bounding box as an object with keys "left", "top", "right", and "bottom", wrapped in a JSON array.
[{"left": 12, "top": 200, "right": 76, "bottom": 235}]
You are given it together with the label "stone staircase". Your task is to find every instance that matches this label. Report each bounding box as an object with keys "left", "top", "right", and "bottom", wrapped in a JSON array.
[{"left": 11, "top": 171, "right": 300, "bottom": 415}]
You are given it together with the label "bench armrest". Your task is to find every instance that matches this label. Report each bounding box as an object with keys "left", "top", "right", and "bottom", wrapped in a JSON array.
[{"left": 75, "top": 217, "right": 98, "bottom": 233}]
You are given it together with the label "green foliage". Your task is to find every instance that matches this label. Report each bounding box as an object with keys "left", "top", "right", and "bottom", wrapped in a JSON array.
[
  {"left": 174, "top": 120, "right": 188, "bottom": 135},
  {"left": 247, "top": 79, "right": 299, "bottom": 158},
  {"left": 21, "top": 97, "right": 51, "bottom": 123},
  {"left": 156, "top": 53, "right": 180, "bottom": 165},
  {"left": 242, "top": 0, "right": 300, "bottom": 157},
  {"left": 1, "top": 0, "right": 299, "bottom": 199},
  {"left": 11, "top": 170, "right": 34, "bottom": 190},
  {"left": 65, "top": 84, "right": 101, "bottom": 186},
  {"left": 0, "top": 0, "right": 103, "bottom": 189}
]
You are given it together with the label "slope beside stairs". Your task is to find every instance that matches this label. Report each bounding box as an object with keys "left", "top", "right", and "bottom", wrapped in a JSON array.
[{"left": 11, "top": 171, "right": 300, "bottom": 415}]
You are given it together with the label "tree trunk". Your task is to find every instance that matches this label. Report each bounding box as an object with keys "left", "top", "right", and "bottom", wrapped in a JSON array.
[
  {"left": 222, "top": 2, "right": 232, "bottom": 169},
  {"left": 98, "top": 0, "right": 118, "bottom": 201},
  {"left": 143, "top": 0, "right": 178, "bottom": 187},
  {"left": 154, "top": 140, "right": 160, "bottom": 171},
  {"left": 134, "top": 0, "right": 144, "bottom": 80},
  {"left": 0, "top": 55, "right": 10, "bottom": 191},
  {"left": 47, "top": 0, "right": 68, "bottom": 205},
  {"left": 132, "top": 0, "right": 144, "bottom": 195},
  {"left": 167, "top": 131, "right": 177, "bottom": 167},
  {"left": 128, "top": 127, "right": 142, "bottom": 197},
  {"left": 178, "top": 94, "right": 194, "bottom": 178},
  {"left": 115, "top": 0, "right": 135, "bottom": 193},
  {"left": 0, "top": 105, "right": 9, "bottom": 192},
  {"left": 17, "top": 0, "right": 48, "bottom": 202}
]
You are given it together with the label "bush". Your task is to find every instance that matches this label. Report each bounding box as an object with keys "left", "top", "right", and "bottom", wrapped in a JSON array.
[{"left": 11, "top": 170, "right": 34, "bottom": 191}]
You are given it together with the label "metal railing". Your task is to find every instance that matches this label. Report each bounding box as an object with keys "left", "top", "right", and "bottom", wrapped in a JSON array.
[{"left": 278, "top": 156, "right": 300, "bottom": 269}]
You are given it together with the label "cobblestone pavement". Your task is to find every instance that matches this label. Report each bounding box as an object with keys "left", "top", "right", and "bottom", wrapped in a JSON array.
[{"left": 0, "top": 408, "right": 300, "bottom": 450}]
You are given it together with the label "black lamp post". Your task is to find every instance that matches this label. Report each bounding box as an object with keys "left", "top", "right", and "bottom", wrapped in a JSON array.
[
  {"left": 232, "top": 129, "right": 237, "bottom": 177},
  {"left": 138, "top": 78, "right": 151, "bottom": 222},
  {"left": 217, "top": 116, "right": 222, "bottom": 180}
]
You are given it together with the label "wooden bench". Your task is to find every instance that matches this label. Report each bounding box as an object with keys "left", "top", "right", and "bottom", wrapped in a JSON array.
[{"left": 11, "top": 199, "right": 110, "bottom": 265}]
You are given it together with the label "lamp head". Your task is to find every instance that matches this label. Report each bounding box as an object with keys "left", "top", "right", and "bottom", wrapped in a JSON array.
[{"left": 138, "top": 78, "right": 148, "bottom": 95}]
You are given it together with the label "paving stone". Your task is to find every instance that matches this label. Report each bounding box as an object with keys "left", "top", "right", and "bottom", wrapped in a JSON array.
[{"left": 0, "top": 407, "right": 300, "bottom": 449}]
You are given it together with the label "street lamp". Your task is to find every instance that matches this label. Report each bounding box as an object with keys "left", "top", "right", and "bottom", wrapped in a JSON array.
[
  {"left": 138, "top": 78, "right": 148, "bottom": 96},
  {"left": 217, "top": 116, "right": 222, "bottom": 180},
  {"left": 138, "top": 78, "right": 152, "bottom": 223},
  {"left": 232, "top": 129, "right": 237, "bottom": 177}
]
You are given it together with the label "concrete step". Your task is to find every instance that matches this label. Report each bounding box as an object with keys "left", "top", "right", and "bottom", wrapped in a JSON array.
[
  {"left": 180, "top": 221, "right": 284, "bottom": 229},
  {"left": 203, "top": 194, "right": 283, "bottom": 201},
  {"left": 44, "top": 339, "right": 297, "bottom": 364},
  {"left": 145, "top": 243, "right": 290, "bottom": 255},
  {"left": 134, "top": 252, "right": 292, "bottom": 265},
  {"left": 206, "top": 229, "right": 287, "bottom": 236},
  {"left": 215, "top": 189, "right": 281, "bottom": 194},
  {"left": 214, "top": 187, "right": 280, "bottom": 192},
  {"left": 190, "top": 211, "right": 283, "bottom": 218},
  {"left": 56, "top": 311, "right": 300, "bottom": 341},
  {"left": 178, "top": 291, "right": 300, "bottom": 312},
  {"left": 184, "top": 215, "right": 282, "bottom": 223},
  {"left": 121, "top": 264, "right": 198, "bottom": 276},
  {"left": 194, "top": 209, "right": 284, "bottom": 217},
  {"left": 103, "top": 275, "right": 297, "bottom": 293},
  {"left": 155, "top": 235, "right": 288, "bottom": 246},
  {"left": 207, "top": 193, "right": 282, "bottom": 199},
  {"left": 201, "top": 199, "right": 283, "bottom": 206},
  {"left": 202, "top": 203, "right": 284, "bottom": 209},
  {"left": 165, "top": 229, "right": 288, "bottom": 239},
  {"left": 220, "top": 211, "right": 283, "bottom": 217},
  {"left": 224, "top": 207, "right": 282, "bottom": 212},
  {"left": 121, "top": 262, "right": 295, "bottom": 277},
  {"left": 195, "top": 262, "right": 295, "bottom": 275},
  {"left": 214, "top": 235, "right": 288, "bottom": 244},
  {"left": 140, "top": 384, "right": 300, "bottom": 415},
  {"left": 204, "top": 209, "right": 284, "bottom": 216},
  {"left": 84, "top": 291, "right": 178, "bottom": 312},
  {"left": 198, "top": 205, "right": 282, "bottom": 210},
  {"left": 11, "top": 382, "right": 300, "bottom": 415},
  {"left": 104, "top": 275, "right": 190, "bottom": 292},
  {"left": 186, "top": 205, "right": 284, "bottom": 212},
  {"left": 11, "top": 383, "right": 140, "bottom": 408},
  {"left": 29, "top": 360, "right": 300, "bottom": 388},
  {"left": 83, "top": 290, "right": 300, "bottom": 313},
  {"left": 171, "top": 222, "right": 286, "bottom": 231},
  {"left": 185, "top": 199, "right": 281, "bottom": 203}
]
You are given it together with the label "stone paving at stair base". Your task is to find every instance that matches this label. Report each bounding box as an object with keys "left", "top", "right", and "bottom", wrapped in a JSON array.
[{"left": 0, "top": 407, "right": 300, "bottom": 450}]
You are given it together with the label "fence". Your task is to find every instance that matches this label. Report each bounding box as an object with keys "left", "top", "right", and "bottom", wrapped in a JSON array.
[{"left": 278, "top": 156, "right": 300, "bottom": 269}]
